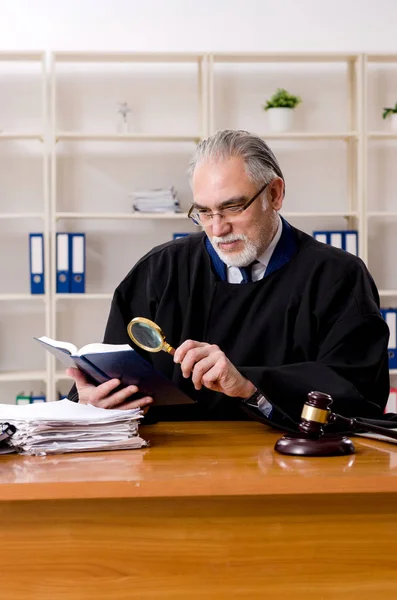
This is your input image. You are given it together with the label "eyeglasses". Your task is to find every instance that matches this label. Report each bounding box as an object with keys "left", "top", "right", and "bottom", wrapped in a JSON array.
[{"left": 188, "top": 181, "right": 270, "bottom": 226}]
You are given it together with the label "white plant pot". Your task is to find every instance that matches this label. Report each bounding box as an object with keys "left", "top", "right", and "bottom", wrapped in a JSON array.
[
  {"left": 266, "top": 107, "right": 295, "bottom": 133},
  {"left": 390, "top": 113, "right": 397, "bottom": 132}
]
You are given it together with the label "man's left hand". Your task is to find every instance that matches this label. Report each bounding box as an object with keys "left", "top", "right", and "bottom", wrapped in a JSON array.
[{"left": 174, "top": 340, "right": 256, "bottom": 399}]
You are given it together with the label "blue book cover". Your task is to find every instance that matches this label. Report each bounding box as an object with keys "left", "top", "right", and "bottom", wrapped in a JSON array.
[{"left": 34, "top": 336, "right": 194, "bottom": 406}]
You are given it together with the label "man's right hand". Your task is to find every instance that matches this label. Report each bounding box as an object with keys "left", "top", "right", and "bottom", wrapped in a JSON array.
[{"left": 66, "top": 367, "right": 153, "bottom": 413}]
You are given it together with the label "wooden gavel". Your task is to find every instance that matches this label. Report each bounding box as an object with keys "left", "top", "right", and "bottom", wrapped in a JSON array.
[{"left": 275, "top": 390, "right": 397, "bottom": 457}]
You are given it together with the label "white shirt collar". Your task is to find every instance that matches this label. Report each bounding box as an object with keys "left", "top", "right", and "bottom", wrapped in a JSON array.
[{"left": 227, "top": 214, "right": 283, "bottom": 283}]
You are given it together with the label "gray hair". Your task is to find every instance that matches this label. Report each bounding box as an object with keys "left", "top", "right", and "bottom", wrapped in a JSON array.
[{"left": 188, "top": 129, "right": 285, "bottom": 192}]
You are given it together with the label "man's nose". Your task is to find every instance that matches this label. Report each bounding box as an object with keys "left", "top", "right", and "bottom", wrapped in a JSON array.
[{"left": 211, "top": 214, "right": 232, "bottom": 237}]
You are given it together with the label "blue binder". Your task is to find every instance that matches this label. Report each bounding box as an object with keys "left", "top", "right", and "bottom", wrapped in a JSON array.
[
  {"left": 56, "top": 233, "right": 71, "bottom": 293},
  {"left": 313, "top": 230, "right": 358, "bottom": 256},
  {"left": 343, "top": 231, "right": 358, "bottom": 256},
  {"left": 380, "top": 308, "right": 397, "bottom": 369},
  {"left": 31, "top": 394, "right": 46, "bottom": 403},
  {"left": 29, "top": 233, "right": 45, "bottom": 294},
  {"left": 313, "top": 231, "right": 328, "bottom": 244},
  {"left": 70, "top": 233, "right": 86, "bottom": 293}
]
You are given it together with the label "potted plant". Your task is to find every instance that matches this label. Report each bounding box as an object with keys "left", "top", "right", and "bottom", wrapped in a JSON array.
[
  {"left": 263, "top": 88, "right": 302, "bottom": 132},
  {"left": 382, "top": 103, "right": 397, "bottom": 132}
]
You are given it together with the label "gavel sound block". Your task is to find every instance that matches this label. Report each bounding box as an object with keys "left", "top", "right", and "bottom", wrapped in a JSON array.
[{"left": 274, "top": 391, "right": 356, "bottom": 457}]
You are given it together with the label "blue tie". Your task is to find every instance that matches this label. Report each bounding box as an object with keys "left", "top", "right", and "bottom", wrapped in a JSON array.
[{"left": 239, "top": 261, "right": 258, "bottom": 283}]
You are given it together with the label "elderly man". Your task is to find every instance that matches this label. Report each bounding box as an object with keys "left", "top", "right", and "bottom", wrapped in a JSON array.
[{"left": 68, "top": 129, "right": 389, "bottom": 429}]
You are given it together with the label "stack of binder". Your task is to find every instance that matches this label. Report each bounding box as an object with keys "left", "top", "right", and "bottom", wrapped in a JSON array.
[
  {"left": 313, "top": 230, "right": 358, "bottom": 256},
  {"left": 16, "top": 392, "right": 46, "bottom": 405},
  {"left": 380, "top": 308, "right": 397, "bottom": 369},
  {"left": 56, "top": 233, "right": 86, "bottom": 293},
  {"left": 0, "top": 399, "right": 147, "bottom": 456},
  {"left": 129, "top": 187, "right": 181, "bottom": 213}
]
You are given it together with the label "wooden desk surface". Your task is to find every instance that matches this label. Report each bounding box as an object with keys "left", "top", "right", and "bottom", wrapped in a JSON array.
[
  {"left": 2, "top": 421, "right": 397, "bottom": 599},
  {"left": 1, "top": 420, "right": 397, "bottom": 501}
]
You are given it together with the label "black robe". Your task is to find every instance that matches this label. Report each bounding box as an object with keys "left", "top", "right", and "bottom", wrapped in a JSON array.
[{"left": 99, "top": 224, "right": 390, "bottom": 428}]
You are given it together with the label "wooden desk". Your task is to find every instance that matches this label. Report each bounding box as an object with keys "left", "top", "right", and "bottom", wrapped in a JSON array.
[{"left": 1, "top": 421, "right": 397, "bottom": 599}]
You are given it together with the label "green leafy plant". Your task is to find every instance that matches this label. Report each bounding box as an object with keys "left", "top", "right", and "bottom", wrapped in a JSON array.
[
  {"left": 263, "top": 88, "right": 302, "bottom": 111},
  {"left": 383, "top": 102, "right": 397, "bottom": 119}
]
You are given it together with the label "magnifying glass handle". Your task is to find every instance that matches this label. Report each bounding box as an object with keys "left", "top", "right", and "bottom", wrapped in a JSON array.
[{"left": 163, "top": 342, "right": 175, "bottom": 356}]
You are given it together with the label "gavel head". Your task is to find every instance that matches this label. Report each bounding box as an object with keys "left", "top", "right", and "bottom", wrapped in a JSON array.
[{"left": 299, "top": 391, "right": 333, "bottom": 439}]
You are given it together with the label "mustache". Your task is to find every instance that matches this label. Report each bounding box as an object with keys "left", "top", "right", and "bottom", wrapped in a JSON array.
[{"left": 212, "top": 233, "right": 247, "bottom": 245}]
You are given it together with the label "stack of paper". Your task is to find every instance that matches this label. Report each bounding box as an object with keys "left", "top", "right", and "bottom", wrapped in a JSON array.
[
  {"left": 0, "top": 399, "right": 148, "bottom": 456},
  {"left": 129, "top": 187, "right": 181, "bottom": 213}
]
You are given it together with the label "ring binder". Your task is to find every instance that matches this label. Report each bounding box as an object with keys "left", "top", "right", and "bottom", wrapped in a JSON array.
[
  {"left": 70, "top": 233, "right": 86, "bottom": 293},
  {"left": 29, "top": 233, "right": 45, "bottom": 294},
  {"left": 56, "top": 233, "right": 71, "bottom": 293}
]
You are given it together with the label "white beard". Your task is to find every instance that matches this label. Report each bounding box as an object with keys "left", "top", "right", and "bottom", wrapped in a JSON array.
[{"left": 210, "top": 233, "right": 259, "bottom": 267}]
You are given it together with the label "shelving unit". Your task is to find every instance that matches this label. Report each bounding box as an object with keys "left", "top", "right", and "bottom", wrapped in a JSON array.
[
  {"left": 46, "top": 51, "right": 208, "bottom": 401},
  {"left": 0, "top": 51, "right": 51, "bottom": 401},
  {"left": 365, "top": 53, "right": 397, "bottom": 308},
  {"left": 208, "top": 52, "right": 365, "bottom": 256},
  {"left": 1, "top": 50, "right": 397, "bottom": 402}
]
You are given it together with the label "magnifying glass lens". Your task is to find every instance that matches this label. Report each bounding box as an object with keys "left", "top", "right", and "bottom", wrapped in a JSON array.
[
  {"left": 131, "top": 322, "right": 163, "bottom": 350},
  {"left": 127, "top": 316, "right": 175, "bottom": 355}
]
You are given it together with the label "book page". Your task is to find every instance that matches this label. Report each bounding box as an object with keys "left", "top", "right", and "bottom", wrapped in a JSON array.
[
  {"left": 77, "top": 343, "right": 132, "bottom": 356},
  {"left": 36, "top": 336, "right": 77, "bottom": 356}
]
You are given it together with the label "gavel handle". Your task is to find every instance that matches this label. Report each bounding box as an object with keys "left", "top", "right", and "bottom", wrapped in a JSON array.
[{"left": 329, "top": 413, "right": 397, "bottom": 441}]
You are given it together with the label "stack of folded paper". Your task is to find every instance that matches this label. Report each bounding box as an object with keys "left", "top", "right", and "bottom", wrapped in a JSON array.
[
  {"left": 129, "top": 186, "right": 181, "bottom": 213},
  {"left": 0, "top": 399, "right": 147, "bottom": 456}
]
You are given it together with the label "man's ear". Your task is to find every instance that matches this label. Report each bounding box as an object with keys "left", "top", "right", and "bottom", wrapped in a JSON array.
[{"left": 268, "top": 177, "right": 284, "bottom": 211}]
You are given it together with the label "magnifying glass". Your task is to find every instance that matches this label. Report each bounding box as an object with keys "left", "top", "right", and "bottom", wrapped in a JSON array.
[{"left": 127, "top": 317, "right": 175, "bottom": 356}]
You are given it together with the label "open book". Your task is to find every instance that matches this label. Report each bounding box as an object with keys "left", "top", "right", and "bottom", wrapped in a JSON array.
[{"left": 35, "top": 336, "right": 194, "bottom": 406}]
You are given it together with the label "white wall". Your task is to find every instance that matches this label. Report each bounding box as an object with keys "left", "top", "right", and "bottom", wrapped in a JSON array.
[{"left": 0, "top": 0, "right": 396, "bottom": 53}]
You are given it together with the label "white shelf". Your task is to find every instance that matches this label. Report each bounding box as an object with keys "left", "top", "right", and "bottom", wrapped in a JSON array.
[
  {"left": 55, "top": 212, "right": 189, "bottom": 220},
  {"left": 55, "top": 372, "right": 73, "bottom": 382},
  {"left": 379, "top": 290, "right": 397, "bottom": 297},
  {"left": 55, "top": 132, "right": 201, "bottom": 143},
  {"left": 212, "top": 52, "right": 358, "bottom": 63},
  {"left": 367, "top": 54, "right": 397, "bottom": 63},
  {"left": 390, "top": 370, "right": 397, "bottom": 375},
  {"left": 0, "top": 213, "right": 44, "bottom": 220},
  {"left": 54, "top": 51, "right": 205, "bottom": 63},
  {"left": 282, "top": 211, "right": 358, "bottom": 218},
  {"left": 0, "top": 293, "right": 46, "bottom": 301},
  {"left": 368, "top": 132, "right": 397, "bottom": 139},
  {"left": 0, "top": 132, "right": 43, "bottom": 141},
  {"left": 56, "top": 293, "right": 113, "bottom": 300},
  {"left": 0, "top": 370, "right": 47, "bottom": 382},
  {"left": 259, "top": 132, "right": 357, "bottom": 141},
  {"left": 0, "top": 51, "right": 44, "bottom": 61},
  {"left": 367, "top": 212, "right": 397, "bottom": 218}
]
